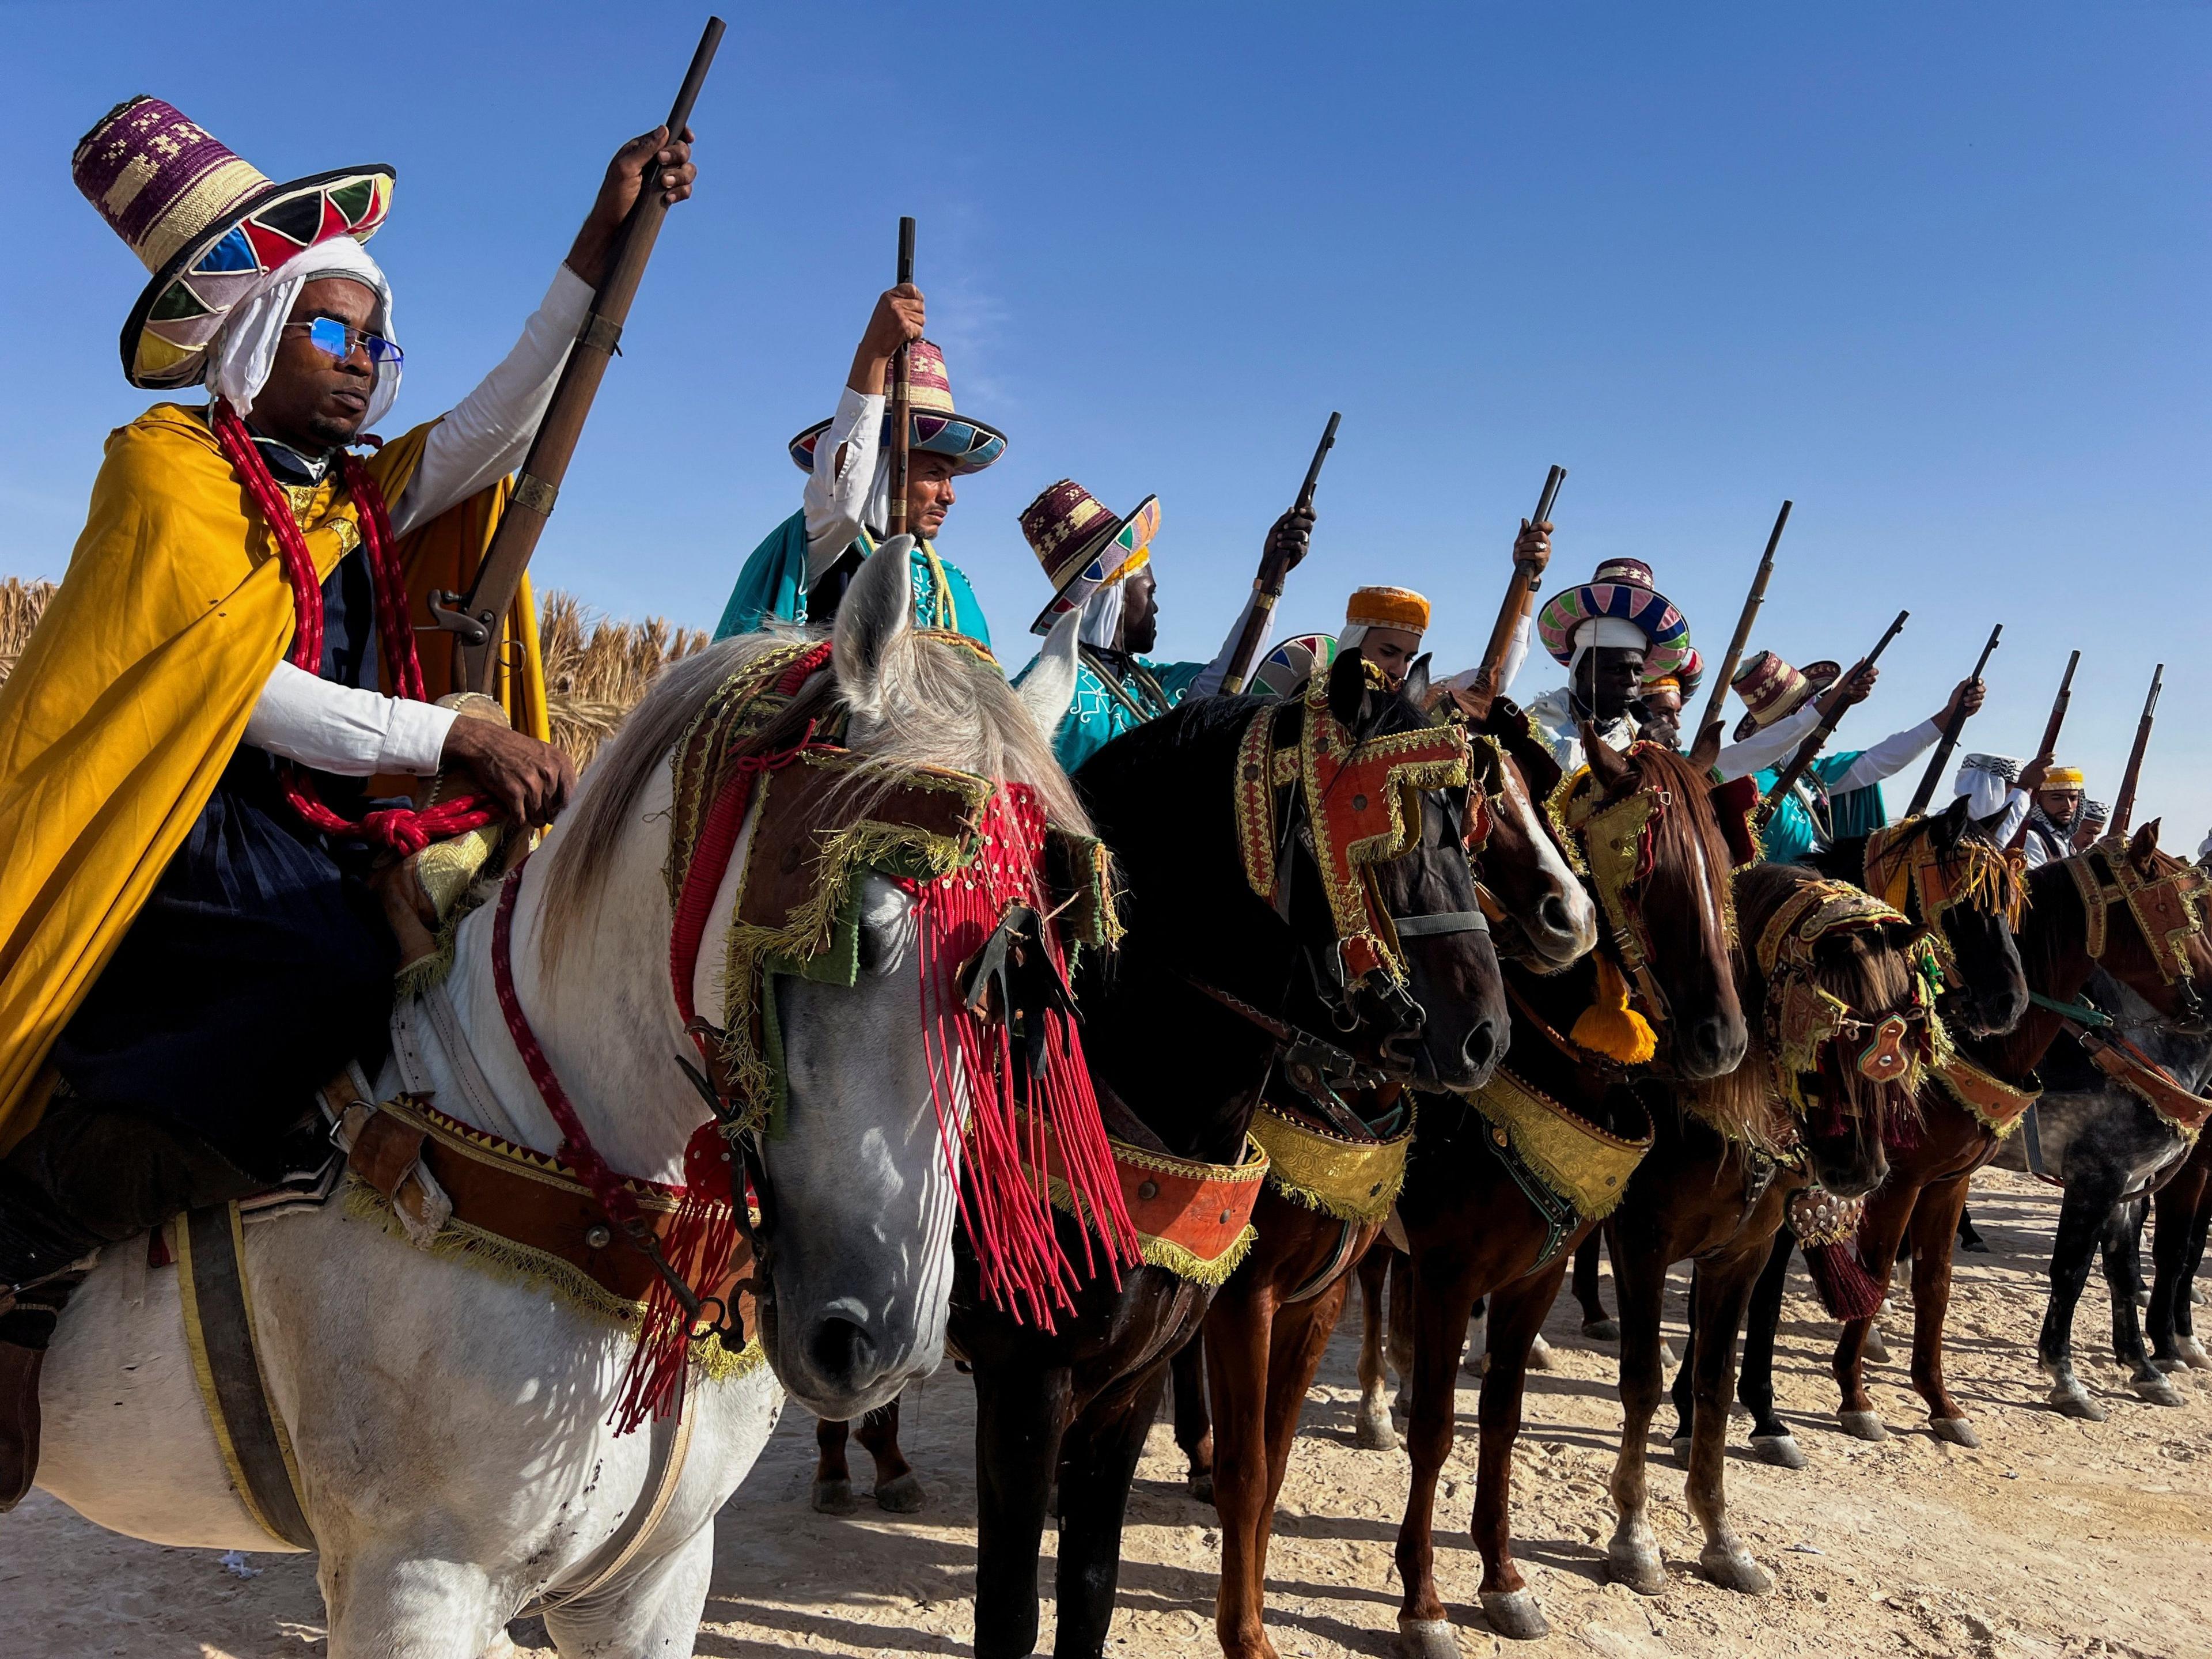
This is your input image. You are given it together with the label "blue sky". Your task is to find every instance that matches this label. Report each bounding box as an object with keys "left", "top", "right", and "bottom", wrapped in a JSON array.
[{"left": 3, "top": 2, "right": 2206, "bottom": 835}]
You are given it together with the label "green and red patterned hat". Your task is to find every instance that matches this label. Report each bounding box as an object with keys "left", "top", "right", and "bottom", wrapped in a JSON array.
[
  {"left": 788, "top": 340, "right": 1006, "bottom": 476},
  {"left": 73, "top": 96, "right": 393, "bottom": 388}
]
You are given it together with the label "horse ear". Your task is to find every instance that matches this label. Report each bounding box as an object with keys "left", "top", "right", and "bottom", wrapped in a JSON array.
[
  {"left": 1937, "top": 793, "right": 1971, "bottom": 843},
  {"left": 832, "top": 535, "right": 916, "bottom": 719},
  {"left": 1402, "top": 652, "right": 1433, "bottom": 713},
  {"left": 1016, "top": 608, "right": 1083, "bottom": 749},
  {"left": 1328, "top": 645, "right": 1369, "bottom": 729},
  {"left": 1686, "top": 715, "right": 1724, "bottom": 774},
  {"left": 2128, "top": 820, "right": 2163, "bottom": 872},
  {"left": 1584, "top": 724, "right": 1633, "bottom": 793}
]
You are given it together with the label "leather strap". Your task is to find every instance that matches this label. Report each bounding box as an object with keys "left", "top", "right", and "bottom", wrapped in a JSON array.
[
  {"left": 522, "top": 1374, "right": 698, "bottom": 1616},
  {"left": 1278, "top": 1217, "right": 1370, "bottom": 1305}
]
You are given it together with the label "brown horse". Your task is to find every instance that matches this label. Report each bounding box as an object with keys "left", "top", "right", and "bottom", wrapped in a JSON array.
[
  {"left": 1170, "top": 707, "right": 1599, "bottom": 1659},
  {"left": 1830, "top": 827, "right": 2212, "bottom": 1439},
  {"left": 1391, "top": 737, "right": 1748, "bottom": 1651}
]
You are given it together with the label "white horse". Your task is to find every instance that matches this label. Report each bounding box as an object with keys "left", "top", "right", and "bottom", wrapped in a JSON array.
[{"left": 23, "top": 542, "right": 1083, "bottom": 1657}]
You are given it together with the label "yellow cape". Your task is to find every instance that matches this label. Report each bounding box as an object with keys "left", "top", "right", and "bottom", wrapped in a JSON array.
[{"left": 0, "top": 404, "right": 547, "bottom": 1147}]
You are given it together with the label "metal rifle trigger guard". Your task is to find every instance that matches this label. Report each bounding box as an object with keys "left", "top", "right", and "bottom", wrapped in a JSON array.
[{"left": 426, "top": 589, "right": 498, "bottom": 646}]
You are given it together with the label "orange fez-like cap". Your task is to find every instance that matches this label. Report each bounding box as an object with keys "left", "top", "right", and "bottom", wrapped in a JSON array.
[{"left": 1344, "top": 586, "right": 1430, "bottom": 635}]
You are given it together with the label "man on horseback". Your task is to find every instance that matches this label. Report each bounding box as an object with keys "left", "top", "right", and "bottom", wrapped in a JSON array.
[
  {"left": 715, "top": 286, "right": 1002, "bottom": 642},
  {"left": 0, "top": 96, "right": 696, "bottom": 1504},
  {"left": 1008, "top": 479, "right": 1312, "bottom": 772},
  {"left": 1497, "top": 556, "right": 1693, "bottom": 768},
  {"left": 2018, "top": 764, "right": 2092, "bottom": 865}
]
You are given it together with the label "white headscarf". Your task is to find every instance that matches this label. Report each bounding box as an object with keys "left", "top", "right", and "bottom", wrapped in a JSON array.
[
  {"left": 208, "top": 236, "right": 399, "bottom": 427},
  {"left": 1078, "top": 580, "right": 1126, "bottom": 650},
  {"left": 1953, "top": 753, "right": 2021, "bottom": 820},
  {"left": 1567, "top": 615, "right": 1648, "bottom": 673}
]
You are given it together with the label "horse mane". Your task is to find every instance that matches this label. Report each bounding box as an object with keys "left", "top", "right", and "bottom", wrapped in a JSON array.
[
  {"left": 1630, "top": 745, "right": 1738, "bottom": 905},
  {"left": 536, "top": 625, "right": 1089, "bottom": 969}
]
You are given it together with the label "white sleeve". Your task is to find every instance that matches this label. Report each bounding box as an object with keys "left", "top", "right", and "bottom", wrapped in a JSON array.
[
  {"left": 803, "top": 386, "right": 887, "bottom": 584},
  {"left": 1713, "top": 703, "right": 1821, "bottom": 783},
  {"left": 244, "top": 660, "right": 457, "bottom": 777},
  {"left": 1990, "top": 788, "right": 2031, "bottom": 849},
  {"left": 1189, "top": 590, "right": 1264, "bottom": 698},
  {"left": 1830, "top": 719, "right": 1942, "bottom": 796},
  {"left": 388, "top": 265, "right": 594, "bottom": 536},
  {"left": 1498, "top": 612, "right": 1533, "bottom": 695}
]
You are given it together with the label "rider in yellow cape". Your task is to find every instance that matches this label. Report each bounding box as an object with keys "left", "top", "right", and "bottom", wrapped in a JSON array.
[{"left": 0, "top": 94, "right": 698, "bottom": 1506}]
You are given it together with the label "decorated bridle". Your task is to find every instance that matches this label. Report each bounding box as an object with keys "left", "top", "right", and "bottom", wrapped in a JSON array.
[
  {"left": 1864, "top": 820, "right": 2027, "bottom": 969},
  {"left": 2065, "top": 834, "right": 2209, "bottom": 1006}
]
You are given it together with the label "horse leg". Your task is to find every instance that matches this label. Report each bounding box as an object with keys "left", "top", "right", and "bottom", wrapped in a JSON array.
[
  {"left": 1682, "top": 1250, "right": 1771, "bottom": 1594},
  {"left": 1835, "top": 1181, "right": 1916, "bottom": 1441},
  {"left": 2149, "top": 1171, "right": 2195, "bottom": 1369},
  {"left": 541, "top": 1526, "right": 715, "bottom": 1658},
  {"left": 972, "top": 1363, "right": 1071, "bottom": 1659},
  {"left": 1052, "top": 1365, "right": 1169, "bottom": 1659},
  {"left": 812, "top": 1415, "right": 858, "bottom": 1514},
  {"left": 855, "top": 1392, "right": 926, "bottom": 1511},
  {"left": 320, "top": 1547, "right": 509, "bottom": 1659},
  {"left": 2105, "top": 1198, "right": 2182, "bottom": 1405},
  {"left": 2036, "top": 1172, "right": 2113, "bottom": 1423},
  {"left": 1170, "top": 1332, "right": 1215, "bottom": 1501},
  {"left": 1354, "top": 1241, "right": 1398, "bottom": 1449},
  {"left": 1604, "top": 1226, "right": 1671, "bottom": 1594},
  {"left": 1666, "top": 1269, "right": 1699, "bottom": 1464},
  {"left": 1209, "top": 1285, "right": 1281, "bottom": 1659},
  {"left": 1392, "top": 1248, "right": 1480, "bottom": 1659},
  {"left": 1574, "top": 1231, "right": 1618, "bottom": 1339},
  {"left": 1906, "top": 1175, "right": 1983, "bottom": 1443},
  {"left": 1385, "top": 1247, "right": 1416, "bottom": 1395},
  {"left": 2181, "top": 1197, "right": 2212, "bottom": 1366},
  {"left": 1741, "top": 1228, "right": 1803, "bottom": 1466},
  {"left": 1470, "top": 1264, "right": 1570, "bottom": 1640}
]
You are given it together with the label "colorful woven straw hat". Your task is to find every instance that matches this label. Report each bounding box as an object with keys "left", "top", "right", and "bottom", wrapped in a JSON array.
[
  {"left": 1643, "top": 645, "right": 1704, "bottom": 702},
  {"left": 1251, "top": 633, "right": 1338, "bottom": 698},
  {"left": 1537, "top": 558, "right": 1690, "bottom": 678},
  {"left": 1344, "top": 587, "right": 1430, "bottom": 635},
  {"left": 1020, "top": 479, "right": 1160, "bottom": 637},
  {"left": 789, "top": 341, "right": 1005, "bottom": 476},
  {"left": 1730, "top": 650, "right": 1840, "bottom": 742},
  {"left": 73, "top": 96, "right": 394, "bottom": 389}
]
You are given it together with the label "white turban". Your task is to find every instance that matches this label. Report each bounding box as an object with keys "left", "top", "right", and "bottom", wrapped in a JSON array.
[
  {"left": 1078, "top": 579, "right": 1126, "bottom": 650},
  {"left": 1953, "top": 753, "right": 2021, "bottom": 820},
  {"left": 1567, "top": 615, "right": 1648, "bottom": 672},
  {"left": 208, "top": 236, "right": 399, "bottom": 428}
]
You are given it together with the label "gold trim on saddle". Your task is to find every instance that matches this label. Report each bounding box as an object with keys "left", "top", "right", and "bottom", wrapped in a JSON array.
[
  {"left": 1465, "top": 1067, "right": 1653, "bottom": 1225},
  {"left": 1933, "top": 1051, "right": 2042, "bottom": 1136},
  {"left": 1864, "top": 821, "right": 2025, "bottom": 961},
  {"left": 1030, "top": 1121, "right": 1270, "bottom": 1286},
  {"left": 1249, "top": 1099, "right": 1414, "bottom": 1224},
  {"left": 2068, "top": 834, "right": 2210, "bottom": 988}
]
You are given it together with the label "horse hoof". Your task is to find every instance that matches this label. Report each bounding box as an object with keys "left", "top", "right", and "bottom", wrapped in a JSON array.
[
  {"left": 1668, "top": 1435, "right": 1691, "bottom": 1470},
  {"left": 1660, "top": 1341, "right": 1681, "bottom": 1369},
  {"left": 1464, "top": 1350, "right": 1489, "bottom": 1377},
  {"left": 1526, "top": 1335, "right": 1554, "bottom": 1370},
  {"left": 1479, "top": 1589, "right": 1549, "bottom": 1641},
  {"left": 1355, "top": 1408, "right": 1400, "bottom": 1452},
  {"left": 2181, "top": 1339, "right": 2212, "bottom": 1372},
  {"left": 1930, "top": 1417, "right": 1981, "bottom": 1449},
  {"left": 1863, "top": 1328, "right": 1892, "bottom": 1363},
  {"left": 1751, "top": 1433, "right": 1807, "bottom": 1469},
  {"left": 810, "top": 1478, "right": 857, "bottom": 1516},
  {"left": 1700, "top": 1544, "right": 1774, "bottom": 1596},
  {"left": 1581, "top": 1317, "right": 1620, "bottom": 1342},
  {"left": 2048, "top": 1383, "right": 2106, "bottom": 1422},
  {"left": 1839, "top": 1410, "right": 1888, "bottom": 1442},
  {"left": 2134, "top": 1376, "right": 2184, "bottom": 1408},
  {"left": 1396, "top": 1615, "right": 1462, "bottom": 1659},
  {"left": 874, "top": 1473, "right": 926, "bottom": 1513},
  {"left": 1605, "top": 1541, "right": 1668, "bottom": 1596},
  {"left": 1190, "top": 1472, "right": 1217, "bottom": 1506}
]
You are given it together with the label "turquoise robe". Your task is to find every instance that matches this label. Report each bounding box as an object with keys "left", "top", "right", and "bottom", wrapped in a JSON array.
[
  {"left": 1014, "top": 647, "right": 1209, "bottom": 775},
  {"left": 1755, "top": 749, "right": 1888, "bottom": 865},
  {"left": 714, "top": 509, "right": 990, "bottom": 646}
]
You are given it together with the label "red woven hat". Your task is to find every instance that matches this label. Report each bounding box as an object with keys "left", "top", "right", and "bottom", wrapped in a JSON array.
[{"left": 1730, "top": 651, "right": 1839, "bottom": 742}]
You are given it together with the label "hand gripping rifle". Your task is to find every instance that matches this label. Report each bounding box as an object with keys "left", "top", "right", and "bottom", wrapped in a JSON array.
[
  {"left": 1460, "top": 464, "right": 1567, "bottom": 717},
  {"left": 1758, "top": 608, "right": 1910, "bottom": 819},
  {"left": 432, "top": 17, "right": 726, "bottom": 694},
  {"left": 1217, "top": 411, "right": 1340, "bottom": 696},
  {"left": 1902, "top": 621, "right": 2003, "bottom": 820},
  {"left": 887, "top": 216, "right": 916, "bottom": 538},
  {"left": 2007, "top": 650, "right": 2080, "bottom": 851},
  {"left": 1687, "top": 499, "right": 1790, "bottom": 768},
  {"left": 2112, "top": 663, "right": 2165, "bottom": 835}
]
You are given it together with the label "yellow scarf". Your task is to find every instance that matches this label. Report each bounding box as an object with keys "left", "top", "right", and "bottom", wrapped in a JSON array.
[{"left": 0, "top": 403, "right": 547, "bottom": 1148}]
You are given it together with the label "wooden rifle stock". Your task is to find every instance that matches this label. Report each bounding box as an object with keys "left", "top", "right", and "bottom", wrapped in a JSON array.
[
  {"left": 1759, "top": 608, "right": 1910, "bottom": 816},
  {"left": 1217, "top": 411, "right": 1340, "bottom": 696},
  {"left": 2008, "top": 650, "right": 2080, "bottom": 851},
  {"left": 1902, "top": 621, "right": 2002, "bottom": 820},
  {"left": 1691, "top": 499, "right": 1790, "bottom": 760},
  {"left": 441, "top": 17, "right": 725, "bottom": 694},
  {"left": 2112, "top": 663, "right": 2164, "bottom": 834},
  {"left": 1463, "top": 464, "right": 1567, "bottom": 714},
  {"left": 887, "top": 216, "right": 916, "bottom": 538}
]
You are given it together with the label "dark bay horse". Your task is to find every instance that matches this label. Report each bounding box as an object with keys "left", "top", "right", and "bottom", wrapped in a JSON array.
[
  {"left": 1391, "top": 736, "right": 1748, "bottom": 1650},
  {"left": 2149, "top": 1130, "right": 2212, "bottom": 1373}
]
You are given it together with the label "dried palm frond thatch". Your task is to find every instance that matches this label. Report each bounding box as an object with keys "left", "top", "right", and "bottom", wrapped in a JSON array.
[
  {"left": 0, "top": 577, "right": 56, "bottom": 685},
  {"left": 538, "top": 588, "right": 711, "bottom": 775}
]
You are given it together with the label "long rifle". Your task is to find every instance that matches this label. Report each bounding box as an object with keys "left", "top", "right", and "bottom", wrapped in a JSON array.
[
  {"left": 886, "top": 216, "right": 916, "bottom": 539},
  {"left": 2111, "top": 663, "right": 2165, "bottom": 834},
  {"left": 1688, "top": 499, "right": 1791, "bottom": 765},
  {"left": 1461, "top": 464, "right": 1567, "bottom": 713},
  {"left": 2006, "top": 649, "right": 2080, "bottom": 851},
  {"left": 435, "top": 17, "right": 726, "bottom": 694},
  {"left": 1902, "top": 621, "right": 2003, "bottom": 820},
  {"left": 1217, "top": 411, "right": 1340, "bottom": 696},
  {"left": 1758, "top": 608, "right": 1910, "bottom": 817}
]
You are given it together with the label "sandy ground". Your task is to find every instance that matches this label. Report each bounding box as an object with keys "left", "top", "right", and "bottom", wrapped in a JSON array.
[{"left": 5, "top": 1166, "right": 2210, "bottom": 1659}]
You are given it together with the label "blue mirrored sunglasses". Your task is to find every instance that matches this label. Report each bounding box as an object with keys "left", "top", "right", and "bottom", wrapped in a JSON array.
[{"left": 291, "top": 316, "right": 403, "bottom": 372}]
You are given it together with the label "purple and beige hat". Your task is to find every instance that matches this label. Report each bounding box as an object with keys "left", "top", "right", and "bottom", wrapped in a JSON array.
[
  {"left": 1730, "top": 650, "right": 1840, "bottom": 742},
  {"left": 73, "top": 96, "right": 394, "bottom": 388},
  {"left": 1018, "top": 479, "right": 1160, "bottom": 637},
  {"left": 789, "top": 340, "right": 1006, "bottom": 476}
]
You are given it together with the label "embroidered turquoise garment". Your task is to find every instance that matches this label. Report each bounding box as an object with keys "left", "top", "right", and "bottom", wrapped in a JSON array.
[
  {"left": 1755, "top": 749, "right": 1887, "bottom": 865},
  {"left": 715, "top": 511, "right": 991, "bottom": 646},
  {"left": 1015, "top": 648, "right": 1209, "bottom": 774}
]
